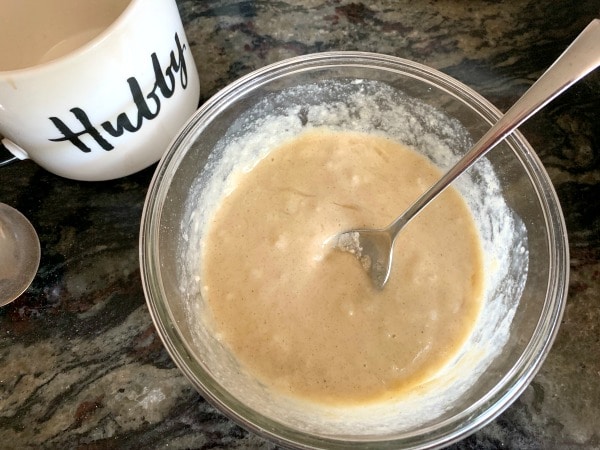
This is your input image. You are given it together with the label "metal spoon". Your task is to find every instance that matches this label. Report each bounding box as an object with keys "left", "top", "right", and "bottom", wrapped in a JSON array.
[
  {"left": 0, "top": 203, "right": 41, "bottom": 306},
  {"left": 334, "top": 19, "right": 600, "bottom": 289}
]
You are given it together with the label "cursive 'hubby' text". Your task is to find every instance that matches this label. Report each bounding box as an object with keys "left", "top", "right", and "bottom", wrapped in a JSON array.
[{"left": 49, "top": 33, "right": 189, "bottom": 153}]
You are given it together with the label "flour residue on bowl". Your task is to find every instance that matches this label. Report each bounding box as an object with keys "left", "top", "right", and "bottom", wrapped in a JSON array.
[{"left": 181, "top": 79, "right": 528, "bottom": 434}]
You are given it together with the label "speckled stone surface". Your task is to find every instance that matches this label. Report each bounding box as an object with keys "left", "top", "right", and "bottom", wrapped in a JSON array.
[{"left": 1, "top": 1, "right": 599, "bottom": 448}]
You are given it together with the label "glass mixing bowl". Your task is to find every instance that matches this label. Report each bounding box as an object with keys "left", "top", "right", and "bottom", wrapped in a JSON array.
[{"left": 140, "top": 52, "right": 568, "bottom": 449}]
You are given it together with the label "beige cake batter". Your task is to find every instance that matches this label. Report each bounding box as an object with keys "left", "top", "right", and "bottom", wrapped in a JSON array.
[{"left": 201, "top": 129, "right": 484, "bottom": 405}]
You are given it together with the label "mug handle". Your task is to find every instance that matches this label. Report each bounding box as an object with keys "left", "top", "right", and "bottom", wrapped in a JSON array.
[{"left": 0, "top": 138, "right": 26, "bottom": 167}]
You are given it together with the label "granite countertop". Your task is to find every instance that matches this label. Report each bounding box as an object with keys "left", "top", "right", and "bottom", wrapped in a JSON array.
[{"left": 1, "top": 0, "right": 599, "bottom": 448}]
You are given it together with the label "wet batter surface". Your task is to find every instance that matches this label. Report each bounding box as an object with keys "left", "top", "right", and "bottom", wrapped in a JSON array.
[{"left": 201, "top": 129, "right": 484, "bottom": 405}]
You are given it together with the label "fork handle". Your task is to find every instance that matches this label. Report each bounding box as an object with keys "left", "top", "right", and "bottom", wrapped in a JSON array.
[{"left": 388, "top": 19, "right": 600, "bottom": 239}]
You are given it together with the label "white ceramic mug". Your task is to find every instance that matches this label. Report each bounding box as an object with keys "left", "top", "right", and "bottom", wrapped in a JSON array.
[{"left": 0, "top": 0, "right": 200, "bottom": 181}]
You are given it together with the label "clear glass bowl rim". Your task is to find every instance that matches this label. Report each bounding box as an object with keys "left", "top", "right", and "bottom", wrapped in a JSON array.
[{"left": 139, "top": 51, "right": 569, "bottom": 449}]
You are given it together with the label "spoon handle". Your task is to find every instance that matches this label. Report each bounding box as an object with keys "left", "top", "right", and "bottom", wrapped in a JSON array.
[{"left": 388, "top": 18, "right": 600, "bottom": 238}]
